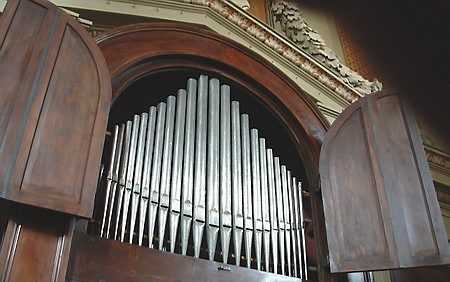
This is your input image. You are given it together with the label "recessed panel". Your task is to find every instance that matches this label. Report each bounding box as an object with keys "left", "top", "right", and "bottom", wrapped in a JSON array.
[
  {"left": 22, "top": 25, "right": 100, "bottom": 203},
  {"left": 378, "top": 95, "right": 437, "bottom": 257},
  {"left": 322, "top": 107, "right": 391, "bottom": 271}
]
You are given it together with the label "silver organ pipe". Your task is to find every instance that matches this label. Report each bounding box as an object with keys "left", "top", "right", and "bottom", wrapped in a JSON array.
[
  {"left": 100, "top": 125, "right": 119, "bottom": 238},
  {"left": 97, "top": 76, "right": 310, "bottom": 278},
  {"left": 241, "top": 114, "right": 253, "bottom": 269},
  {"left": 281, "top": 165, "right": 292, "bottom": 276},
  {"left": 288, "top": 170, "right": 298, "bottom": 277},
  {"left": 231, "top": 101, "right": 244, "bottom": 266},
  {"left": 193, "top": 75, "right": 208, "bottom": 258},
  {"left": 149, "top": 102, "right": 166, "bottom": 248},
  {"left": 105, "top": 124, "right": 124, "bottom": 239},
  {"left": 131, "top": 113, "right": 148, "bottom": 244},
  {"left": 266, "top": 148, "right": 279, "bottom": 274},
  {"left": 274, "top": 157, "right": 286, "bottom": 275},
  {"left": 219, "top": 85, "right": 232, "bottom": 264},
  {"left": 169, "top": 89, "right": 187, "bottom": 253},
  {"left": 292, "top": 177, "right": 302, "bottom": 277},
  {"left": 259, "top": 138, "right": 271, "bottom": 272},
  {"left": 114, "top": 120, "right": 132, "bottom": 241},
  {"left": 250, "top": 129, "right": 263, "bottom": 271},
  {"left": 206, "top": 78, "right": 220, "bottom": 261},
  {"left": 298, "top": 181, "right": 309, "bottom": 280},
  {"left": 121, "top": 114, "right": 140, "bottom": 243},
  {"left": 158, "top": 95, "right": 176, "bottom": 250},
  {"left": 181, "top": 79, "right": 197, "bottom": 255},
  {"left": 139, "top": 106, "right": 157, "bottom": 246}
]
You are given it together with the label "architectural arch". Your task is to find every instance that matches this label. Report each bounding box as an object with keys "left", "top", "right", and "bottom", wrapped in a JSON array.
[{"left": 96, "top": 21, "right": 329, "bottom": 184}]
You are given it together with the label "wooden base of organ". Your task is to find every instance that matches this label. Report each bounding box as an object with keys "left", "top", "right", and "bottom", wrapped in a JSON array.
[{"left": 67, "top": 231, "right": 302, "bottom": 282}]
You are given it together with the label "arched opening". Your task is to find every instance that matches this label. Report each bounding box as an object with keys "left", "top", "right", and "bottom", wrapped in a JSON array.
[
  {"left": 69, "top": 22, "right": 331, "bottom": 281},
  {"left": 107, "top": 69, "right": 308, "bottom": 181}
]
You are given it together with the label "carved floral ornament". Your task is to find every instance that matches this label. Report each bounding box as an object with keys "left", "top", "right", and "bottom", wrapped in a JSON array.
[
  {"left": 425, "top": 147, "right": 450, "bottom": 170},
  {"left": 62, "top": 0, "right": 380, "bottom": 102},
  {"left": 270, "top": 0, "right": 382, "bottom": 95},
  {"left": 177, "top": 0, "right": 382, "bottom": 102}
]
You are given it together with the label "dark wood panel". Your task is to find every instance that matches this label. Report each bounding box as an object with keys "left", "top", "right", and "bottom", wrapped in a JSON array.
[
  {"left": 326, "top": 107, "right": 393, "bottom": 269},
  {"left": 14, "top": 24, "right": 102, "bottom": 215},
  {"left": 390, "top": 265, "right": 450, "bottom": 282},
  {"left": 0, "top": 0, "right": 111, "bottom": 217},
  {"left": 67, "top": 232, "right": 302, "bottom": 282},
  {"left": 376, "top": 96, "right": 437, "bottom": 258},
  {"left": 0, "top": 205, "right": 74, "bottom": 282},
  {"left": 0, "top": 0, "right": 46, "bottom": 144},
  {"left": 320, "top": 91, "right": 450, "bottom": 272},
  {"left": 0, "top": 0, "right": 56, "bottom": 198}
]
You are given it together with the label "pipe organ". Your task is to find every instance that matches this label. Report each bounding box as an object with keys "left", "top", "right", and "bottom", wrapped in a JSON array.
[{"left": 96, "top": 75, "right": 309, "bottom": 279}]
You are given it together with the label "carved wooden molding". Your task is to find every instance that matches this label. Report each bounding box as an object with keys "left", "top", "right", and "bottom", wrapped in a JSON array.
[
  {"left": 270, "top": 0, "right": 382, "bottom": 96},
  {"left": 175, "top": 0, "right": 365, "bottom": 102},
  {"left": 425, "top": 145, "right": 450, "bottom": 173}
]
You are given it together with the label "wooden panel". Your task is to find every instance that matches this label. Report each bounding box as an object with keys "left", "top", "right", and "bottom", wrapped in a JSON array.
[
  {"left": 320, "top": 91, "right": 450, "bottom": 272},
  {"left": 0, "top": 0, "right": 47, "bottom": 142},
  {"left": 0, "top": 0, "right": 111, "bottom": 217},
  {"left": 67, "top": 232, "right": 301, "bottom": 282},
  {"left": 325, "top": 106, "right": 393, "bottom": 270},
  {"left": 390, "top": 265, "right": 450, "bottom": 282},
  {"left": 0, "top": 205, "right": 74, "bottom": 282},
  {"left": 248, "top": 0, "right": 268, "bottom": 23}
]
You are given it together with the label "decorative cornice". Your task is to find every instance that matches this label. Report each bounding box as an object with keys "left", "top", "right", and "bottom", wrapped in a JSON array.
[
  {"left": 229, "top": 0, "right": 250, "bottom": 10},
  {"left": 270, "top": 0, "right": 382, "bottom": 96},
  {"left": 424, "top": 144, "right": 450, "bottom": 173},
  {"left": 48, "top": 0, "right": 364, "bottom": 104},
  {"left": 174, "top": 0, "right": 365, "bottom": 102}
]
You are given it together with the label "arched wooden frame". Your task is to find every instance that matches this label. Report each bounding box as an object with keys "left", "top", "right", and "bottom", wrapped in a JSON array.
[{"left": 96, "top": 22, "right": 332, "bottom": 281}]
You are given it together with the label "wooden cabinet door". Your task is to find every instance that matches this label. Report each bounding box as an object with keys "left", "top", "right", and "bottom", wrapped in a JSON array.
[
  {"left": 0, "top": 0, "right": 111, "bottom": 217},
  {"left": 320, "top": 91, "right": 450, "bottom": 272}
]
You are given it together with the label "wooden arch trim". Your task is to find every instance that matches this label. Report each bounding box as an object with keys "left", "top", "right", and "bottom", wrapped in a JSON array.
[{"left": 96, "top": 22, "right": 329, "bottom": 184}]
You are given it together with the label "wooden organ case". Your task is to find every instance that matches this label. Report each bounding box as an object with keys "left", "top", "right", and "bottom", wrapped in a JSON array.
[{"left": 0, "top": 1, "right": 449, "bottom": 282}]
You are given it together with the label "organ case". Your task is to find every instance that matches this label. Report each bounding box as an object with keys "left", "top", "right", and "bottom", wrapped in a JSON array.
[{"left": 0, "top": 0, "right": 448, "bottom": 281}]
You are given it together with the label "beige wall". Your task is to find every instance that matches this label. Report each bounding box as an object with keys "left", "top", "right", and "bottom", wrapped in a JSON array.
[{"left": 295, "top": 2, "right": 346, "bottom": 63}]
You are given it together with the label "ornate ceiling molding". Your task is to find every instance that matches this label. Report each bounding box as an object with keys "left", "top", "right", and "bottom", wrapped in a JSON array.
[
  {"left": 45, "top": 0, "right": 381, "bottom": 103},
  {"left": 425, "top": 144, "right": 450, "bottom": 173},
  {"left": 229, "top": 0, "right": 250, "bottom": 10},
  {"left": 270, "top": 0, "right": 382, "bottom": 96},
  {"left": 175, "top": 0, "right": 365, "bottom": 102}
]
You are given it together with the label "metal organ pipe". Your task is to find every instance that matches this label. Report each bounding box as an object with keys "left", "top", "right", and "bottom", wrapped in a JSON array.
[
  {"left": 158, "top": 95, "right": 176, "bottom": 250},
  {"left": 130, "top": 113, "right": 148, "bottom": 244},
  {"left": 193, "top": 75, "right": 208, "bottom": 258},
  {"left": 149, "top": 102, "right": 166, "bottom": 248},
  {"left": 206, "top": 78, "right": 220, "bottom": 261},
  {"left": 139, "top": 106, "right": 157, "bottom": 246},
  {"left": 100, "top": 125, "right": 119, "bottom": 238},
  {"left": 181, "top": 79, "right": 197, "bottom": 255},
  {"left": 169, "top": 89, "right": 187, "bottom": 253},
  {"left": 259, "top": 138, "right": 271, "bottom": 272},
  {"left": 231, "top": 101, "right": 244, "bottom": 266},
  {"left": 105, "top": 124, "right": 124, "bottom": 239},
  {"left": 219, "top": 85, "right": 232, "bottom": 264},
  {"left": 97, "top": 76, "right": 309, "bottom": 278}
]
